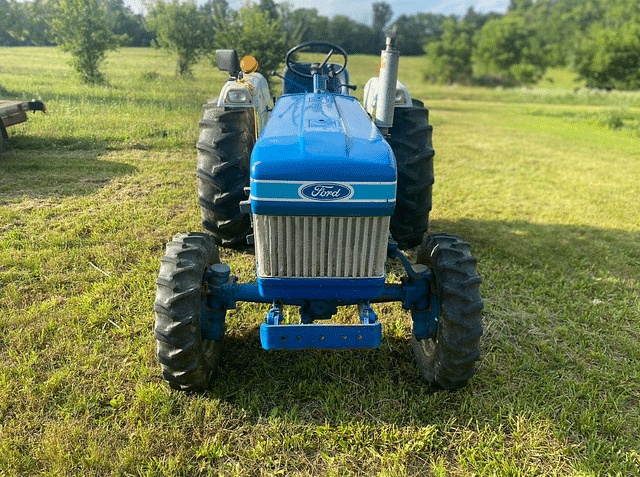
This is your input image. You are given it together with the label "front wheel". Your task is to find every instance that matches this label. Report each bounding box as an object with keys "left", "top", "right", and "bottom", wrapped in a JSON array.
[
  {"left": 412, "top": 233, "right": 483, "bottom": 389},
  {"left": 154, "top": 232, "right": 224, "bottom": 391}
]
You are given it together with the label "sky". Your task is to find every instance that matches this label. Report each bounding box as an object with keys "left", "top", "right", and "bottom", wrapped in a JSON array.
[{"left": 126, "top": 0, "right": 510, "bottom": 24}]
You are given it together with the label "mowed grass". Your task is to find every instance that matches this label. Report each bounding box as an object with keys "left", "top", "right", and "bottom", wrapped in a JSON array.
[{"left": 1, "top": 47, "right": 639, "bottom": 476}]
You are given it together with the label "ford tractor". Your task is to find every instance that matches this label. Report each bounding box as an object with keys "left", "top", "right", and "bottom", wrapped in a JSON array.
[{"left": 154, "top": 36, "right": 483, "bottom": 392}]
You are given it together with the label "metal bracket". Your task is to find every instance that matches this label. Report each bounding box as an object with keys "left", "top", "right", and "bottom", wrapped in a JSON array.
[
  {"left": 239, "top": 200, "right": 251, "bottom": 214},
  {"left": 261, "top": 297, "right": 381, "bottom": 350},
  {"left": 358, "top": 302, "right": 377, "bottom": 324},
  {"left": 201, "top": 249, "right": 439, "bottom": 348},
  {"left": 202, "top": 263, "right": 234, "bottom": 341},
  {"left": 406, "top": 264, "right": 438, "bottom": 340},
  {"left": 387, "top": 244, "right": 439, "bottom": 340},
  {"left": 260, "top": 322, "right": 382, "bottom": 350},
  {"left": 265, "top": 302, "right": 284, "bottom": 325}
]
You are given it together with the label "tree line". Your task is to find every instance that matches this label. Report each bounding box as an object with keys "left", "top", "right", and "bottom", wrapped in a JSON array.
[
  {"left": 0, "top": 0, "right": 429, "bottom": 55},
  {"left": 427, "top": 0, "right": 640, "bottom": 89},
  {"left": 1, "top": 0, "right": 639, "bottom": 90}
]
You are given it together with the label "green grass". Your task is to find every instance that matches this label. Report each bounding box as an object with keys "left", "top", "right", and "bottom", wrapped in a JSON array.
[{"left": 1, "top": 47, "right": 639, "bottom": 476}]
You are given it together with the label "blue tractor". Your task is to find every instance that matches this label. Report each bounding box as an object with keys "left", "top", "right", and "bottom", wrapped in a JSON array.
[{"left": 154, "top": 37, "right": 483, "bottom": 391}]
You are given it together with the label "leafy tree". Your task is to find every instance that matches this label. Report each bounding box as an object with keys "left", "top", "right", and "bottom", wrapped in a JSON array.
[
  {"left": 106, "top": 0, "right": 154, "bottom": 47},
  {"left": 273, "top": 7, "right": 329, "bottom": 46},
  {"left": 0, "top": 0, "right": 56, "bottom": 46},
  {"left": 501, "top": 0, "right": 601, "bottom": 67},
  {"left": 373, "top": 2, "right": 393, "bottom": 31},
  {"left": 327, "top": 15, "right": 358, "bottom": 52},
  {"left": 508, "top": 0, "right": 533, "bottom": 12},
  {"left": 275, "top": 3, "right": 307, "bottom": 46},
  {"left": 201, "top": 0, "right": 230, "bottom": 48},
  {"left": 0, "top": 0, "right": 8, "bottom": 46},
  {"left": 326, "top": 15, "right": 376, "bottom": 54},
  {"left": 372, "top": 2, "right": 392, "bottom": 50},
  {"left": 575, "top": 22, "right": 640, "bottom": 90},
  {"left": 23, "top": 0, "right": 56, "bottom": 46},
  {"left": 51, "top": 0, "right": 125, "bottom": 84},
  {"left": 601, "top": 0, "right": 640, "bottom": 26},
  {"left": 0, "top": 0, "right": 7, "bottom": 27},
  {"left": 427, "top": 18, "right": 473, "bottom": 84},
  {"left": 473, "top": 14, "right": 546, "bottom": 85},
  {"left": 511, "top": 0, "right": 565, "bottom": 66},
  {"left": 147, "top": 0, "right": 208, "bottom": 77},
  {"left": 0, "top": 0, "right": 31, "bottom": 45},
  {"left": 462, "top": 6, "right": 502, "bottom": 31},
  {"left": 563, "top": 0, "right": 604, "bottom": 32},
  {"left": 299, "top": 8, "right": 330, "bottom": 43},
  {"left": 349, "top": 22, "right": 377, "bottom": 55},
  {"left": 214, "top": 5, "right": 287, "bottom": 81},
  {"left": 201, "top": 0, "right": 230, "bottom": 24},
  {"left": 392, "top": 13, "right": 446, "bottom": 56},
  {"left": 259, "top": 0, "right": 278, "bottom": 21}
]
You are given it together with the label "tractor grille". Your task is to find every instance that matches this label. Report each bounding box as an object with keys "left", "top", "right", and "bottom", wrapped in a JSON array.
[{"left": 254, "top": 215, "right": 389, "bottom": 278}]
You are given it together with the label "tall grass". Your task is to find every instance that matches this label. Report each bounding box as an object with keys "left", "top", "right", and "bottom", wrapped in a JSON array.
[{"left": 0, "top": 47, "right": 639, "bottom": 476}]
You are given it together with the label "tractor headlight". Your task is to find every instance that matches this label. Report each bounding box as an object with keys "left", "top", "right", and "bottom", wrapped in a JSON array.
[
  {"left": 226, "top": 89, "right": 250, "bottom": 103},
  {"left": 395, "top": 88, "right": 408, "bottom": 106}
]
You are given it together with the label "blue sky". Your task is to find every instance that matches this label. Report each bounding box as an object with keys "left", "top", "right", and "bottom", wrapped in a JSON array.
[{"left": 126, "top": 0, "right": 510, "bottom": 23}]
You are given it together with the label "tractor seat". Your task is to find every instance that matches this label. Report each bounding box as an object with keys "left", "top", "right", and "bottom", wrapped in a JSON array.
[{"left": 282, "top": 62, "right": 350, "bottom": 95}]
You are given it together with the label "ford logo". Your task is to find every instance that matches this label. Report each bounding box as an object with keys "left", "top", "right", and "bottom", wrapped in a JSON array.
[{"left": 299, "top": 183, "right": 354, "bottom": 201}]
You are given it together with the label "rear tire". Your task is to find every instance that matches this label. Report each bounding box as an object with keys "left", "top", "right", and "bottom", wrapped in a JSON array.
[
  {"left": 412, "top": 233, "right": 483, "bottom": 389},
  {"left": 196, "top": 105, "right": 255, "bottom": 249},
  {"left": 388, "top": 100, "right": 435, "bottom": 249},
  {"left": 154, "top": 232, "right": 224, "bottom": 391}
]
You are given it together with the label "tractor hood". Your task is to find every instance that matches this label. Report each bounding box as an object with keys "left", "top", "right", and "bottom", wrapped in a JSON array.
[{"left": 250, "top": 92, "right": 396, "bottom": 217}]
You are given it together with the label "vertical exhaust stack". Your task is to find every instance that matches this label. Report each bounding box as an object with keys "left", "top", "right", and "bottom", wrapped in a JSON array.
[{"left": 375, "top": 33, "right": 400, "bottom": 136}]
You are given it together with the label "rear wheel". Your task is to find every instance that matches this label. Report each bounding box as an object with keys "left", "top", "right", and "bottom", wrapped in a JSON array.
[
  {"left": 412, "top": 233, "right": 483, "bottom": 389},
  {"left": 388, "top": 100, "right": 435, "bottom": 249},
  {"left": 154, "top": 232, "right": 224, "bottom": 391},
  {"left": 196, "top": 104, "right": 255, "bottom": 249}
]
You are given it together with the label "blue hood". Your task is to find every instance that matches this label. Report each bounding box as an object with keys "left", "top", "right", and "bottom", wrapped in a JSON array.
[{"left": 250, "top": 92, "right": 396, "bottom": 217}]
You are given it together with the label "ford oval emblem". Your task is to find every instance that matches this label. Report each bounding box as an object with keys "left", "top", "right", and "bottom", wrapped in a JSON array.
[{"left": 299, "top": 183, "right": 354, "bottom": 201}]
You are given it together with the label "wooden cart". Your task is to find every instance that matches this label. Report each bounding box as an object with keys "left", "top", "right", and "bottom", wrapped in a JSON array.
[{"left": 0, "top": 99, "right": 46, "bottom": 157}]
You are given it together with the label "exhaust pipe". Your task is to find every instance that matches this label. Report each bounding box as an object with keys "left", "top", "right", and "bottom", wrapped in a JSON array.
[{"left": 375, "top": 33, "right": 400, "bottom": 135}]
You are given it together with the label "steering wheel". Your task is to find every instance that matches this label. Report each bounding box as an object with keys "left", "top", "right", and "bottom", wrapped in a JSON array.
[{"left": 285, "top": 41, "right": 348, "bottom": 79}]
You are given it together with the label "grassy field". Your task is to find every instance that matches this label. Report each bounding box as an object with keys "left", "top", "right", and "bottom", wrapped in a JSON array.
[{"left": 1, "top": 47, "right": 639, "bottom": 476}]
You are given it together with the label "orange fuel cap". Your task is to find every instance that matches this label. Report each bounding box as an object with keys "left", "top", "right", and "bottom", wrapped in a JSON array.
[{"left": 240, "top": 55, "right": 259, "bottom": 73}]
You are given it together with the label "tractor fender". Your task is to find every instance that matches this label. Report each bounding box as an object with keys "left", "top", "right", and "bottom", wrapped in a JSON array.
[
  {"left": 217, "top": 72, "right": 271, "bottom": 138},
  {"left": 363, "top": 77, "right": 413, "bottom": 118}
]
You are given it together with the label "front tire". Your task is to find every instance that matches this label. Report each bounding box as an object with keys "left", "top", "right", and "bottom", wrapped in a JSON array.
[
  {"left": 412, "top": 233, "right": 483, "bottom": 389},
  {"left": 154, "top": 232, "right": 224, "bottom": 391},
  {"left": 388, "top": 100, "right": 435, "bottom": 249},
  {"left": 196, "top": 105, "right": 255, "bottom": 249}
]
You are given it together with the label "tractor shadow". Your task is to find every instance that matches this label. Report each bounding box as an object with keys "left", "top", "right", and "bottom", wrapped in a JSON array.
[
  {"left": 205, "top": 217, "right": 640, "bottom": 455},
  {"left": 0, "top": 142, "right": 136, "bottom": 199},
  {"left": 211, "top": 329, "right": 440, "bottom": 421}
]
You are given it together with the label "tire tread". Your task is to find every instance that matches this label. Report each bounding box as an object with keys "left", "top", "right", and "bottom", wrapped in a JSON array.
[
  {"left": 196, "top": 105, "right": 254, "bottom": 249},
  {"left": 154, "top": 232, "right": 223, "bottom": 391},
  {"left": 412, "top": 234, "right": 484, "bottom": 389}
]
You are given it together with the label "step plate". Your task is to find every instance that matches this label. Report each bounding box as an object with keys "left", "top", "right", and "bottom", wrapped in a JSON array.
[{"left": 260, "top": 322, "right": 382, "bottom": 350}]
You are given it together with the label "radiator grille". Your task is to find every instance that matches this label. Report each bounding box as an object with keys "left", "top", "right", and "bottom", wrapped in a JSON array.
[{"left": 254, "top": 215, "right": 389, "bottom": 278}]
